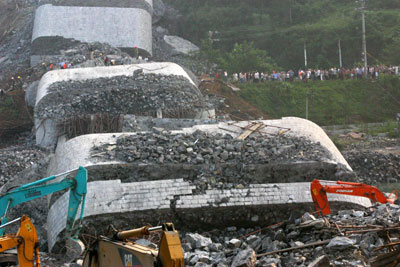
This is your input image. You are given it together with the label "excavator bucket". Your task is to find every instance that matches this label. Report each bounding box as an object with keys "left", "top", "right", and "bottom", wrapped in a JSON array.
[
  {"left": 159, "top": 230, "right": 184, "bottom": 267},
  {"left": 310, "top": 179, "right": 330, "bottom": 216}
]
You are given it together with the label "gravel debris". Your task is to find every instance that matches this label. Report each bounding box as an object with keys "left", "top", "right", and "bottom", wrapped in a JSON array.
[
  {"left": 344, "top": 150, "right": 400, "bottom": 184},
  {"left": 180, "top": 203, "right": 400, "bottom": 266},
  {"left": 0, "top": 144, "right": 48, "bottom": 186},
  {"left": 35, "top": 71, "right": 204, "bottom": 120}
]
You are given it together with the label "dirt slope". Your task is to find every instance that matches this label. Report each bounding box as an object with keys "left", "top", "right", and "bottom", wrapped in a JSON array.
[{"left": 199, "top": 79, "right": 269, "bottom": 121}]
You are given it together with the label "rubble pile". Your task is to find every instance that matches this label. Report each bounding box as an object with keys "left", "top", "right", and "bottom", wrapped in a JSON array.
[
  {"left": 90, "top": 130, "right": 342, "bottom": 188},
  {"left": 31, "top": 42, "right": 137, "bottom": 71},
  {"left": 181, "top": 203, "right": 400, "bottom": 267},
  {"left": 343, "top": 150, "right": 400, "bottom": 184},
  {"left": 95, "top": 130, "right": 330, "bottom": 165},
  {"left": 0, "top": 144, "right": 48, "bottom": 185},
  {"left": 35, "top": 71, "right": 204, "bottom": 120},
  {"left": 0, "top": 1, "right": 37, "bottom": 81}
]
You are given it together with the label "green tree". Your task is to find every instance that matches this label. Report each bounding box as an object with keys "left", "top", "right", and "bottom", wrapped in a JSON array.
[
  {"left": 219, "top": 41, "right": 277, "bottom": 73},
  {"left": 383, "top": 37, "right": 400, "bottom": 65}
]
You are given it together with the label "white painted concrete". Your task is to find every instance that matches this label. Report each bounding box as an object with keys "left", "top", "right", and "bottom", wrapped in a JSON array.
[
  {"left": 32, "top": 5, "right": 152, "bottom": 54},
  {"left": 47, "top": 179, "right": 371, "bottom": 251},
  {"left": 35, "top": 62, "right": 196, "bottom": 106}
]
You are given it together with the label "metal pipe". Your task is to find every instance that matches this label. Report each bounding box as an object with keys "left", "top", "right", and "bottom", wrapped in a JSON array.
[
  {"left": 117, "top": 226, "right": 151, "bottom": 240},
  {"left": 148, "top": 226, "right": 162, "bottom": 233},
  {"left": 116, "top": 225, "right": 163, "bottom": 240},
  {"left": 17, "top": 167, "right": 79, "bottom": 190},
  {"left": 0, "top": 199, "right": 11, "bottom": 223},
  {"left": 0, "top": 217, "right": 21, "bottom": 229}
]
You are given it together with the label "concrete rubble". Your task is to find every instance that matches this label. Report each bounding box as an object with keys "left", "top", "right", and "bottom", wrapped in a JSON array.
[
  {"left": 344, "top": 150, "right": 400, "bottom": 184},
  {"left": 178, "top": 203, "right": 400, "bottom": 267},
  {"left": 30, "top": 42, "right": 137, "bottom": 69},
  {"left": 90, "top": 129, "right": 339, "bottom": 189},
  {"left": 35, "top": 70, "right": 203, "bottom": 120},
  {"left": 0, "top": 143, "right": 48, "bottom": 186}
]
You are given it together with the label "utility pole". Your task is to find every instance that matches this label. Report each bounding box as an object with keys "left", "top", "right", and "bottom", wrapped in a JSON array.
[
  {"left": 360, "top": 0, "right": 368, "bottom": 78},
  {"left": 304, "top": 42, "right": 308, "bottom": 69},
  {"left": 338, "top": 39, "right": 342, "bottom": 68},
  {"left": 306, "top": 87, "right": 309, "bottom": 120}
]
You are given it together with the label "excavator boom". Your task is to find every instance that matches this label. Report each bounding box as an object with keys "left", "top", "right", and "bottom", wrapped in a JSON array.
[
  {"left": 311, "top": 179, "right": 397, "bottom": 216},
  {"left": 0, "top": 166, "right": 87, "bottom": 240}
]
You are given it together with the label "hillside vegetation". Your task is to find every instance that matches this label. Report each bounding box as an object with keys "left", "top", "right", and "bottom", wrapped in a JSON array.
[
  {"left": 237, "top": 76, "right": 400, "bottom": 125},
  {"left": 165, "top": 0, "right": 400, "bottom": 70}
]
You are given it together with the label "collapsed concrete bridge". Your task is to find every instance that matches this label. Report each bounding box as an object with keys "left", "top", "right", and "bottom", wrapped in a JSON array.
[
  {"left": 34, "top": 62, "right": 206, "bottom": 147},
  {"left": 26, "top": 0, "right": 375, "bottom": 255},
  {"left": 44, "top": 118, "right": 371, "bottom": 251}
]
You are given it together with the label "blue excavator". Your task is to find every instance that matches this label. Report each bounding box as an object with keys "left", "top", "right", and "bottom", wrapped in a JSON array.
[{"left": 0, "top": 166, "right": 87, "bottom": 266}]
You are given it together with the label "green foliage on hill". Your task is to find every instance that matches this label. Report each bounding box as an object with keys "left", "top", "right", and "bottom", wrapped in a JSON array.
[
  {"left": 165, "top": 0, "right": 400, "bottom": 70},
  {"left": 236, "top": 75, "right": 400, "bottom": 125},
  {"left": 201, "top": 40, "right": 277, "bottom": 73}
]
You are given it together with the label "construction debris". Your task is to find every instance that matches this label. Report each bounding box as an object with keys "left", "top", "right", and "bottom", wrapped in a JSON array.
[
  {"left": 180, "top": 203, "right": 400, "bottom": 266},
  {"left": 344, "top": 150, "right": 400, "bottom": 184}
]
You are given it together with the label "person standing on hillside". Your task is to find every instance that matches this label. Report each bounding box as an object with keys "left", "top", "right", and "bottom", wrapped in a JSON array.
[
  {"left": 135, "top": 46, "right": 139, "bottom": 59},
  {"left": 288, "top": 70, "right": 294, "bottom": 82},
  {"left": 233, "top": 73, "right": 238, "bottom": 82},
  {"left": 239, "top": 72, "right": 244, "bottom": 83},
  {"left": 356, "top": 68, "right": 362, "bottom": 79},
  {"left": 254, "top": 71, "right": 259, "bottom": 83}
]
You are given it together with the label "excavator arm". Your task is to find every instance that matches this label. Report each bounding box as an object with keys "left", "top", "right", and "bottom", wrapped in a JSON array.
[
  {"left": 0, "top": 166, "right": 87, "bottom": 240},
  {"left": 311, "top": 179, "right": 398, "bottom": 216},
  {"left": 0, "top": 215, "right": 40, "bottom": 267}
]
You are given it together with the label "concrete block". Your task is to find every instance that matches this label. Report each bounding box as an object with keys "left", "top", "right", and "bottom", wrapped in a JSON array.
[{"left": 32, "top": 5, "right": 152, "bottom": 56}]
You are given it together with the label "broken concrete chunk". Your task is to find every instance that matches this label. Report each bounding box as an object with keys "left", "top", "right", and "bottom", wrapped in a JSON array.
[
  {"left": 302, "top": 212, "right": 317, "bottom": 222},
  {"left": 228, "top": 238, "right": 242, "bottom": 249},
  {"left": 299, "top": 218, "right": 326, "bottom": 229},
  {"left": 231, "top": 248, "right": 257, "bottom": 267},
  {"left": 326, "top": 236, "right": 356, "bottom": 251},
  {"left": 186, "top": 233, "right": 212, "bottom": 249}
]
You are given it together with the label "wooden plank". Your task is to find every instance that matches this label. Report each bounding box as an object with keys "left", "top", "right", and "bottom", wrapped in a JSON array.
[
  {"left": 237, "top": 122, "right": 263, "bottom": 140},
  {"left": 370, "top": 249, "right": 400, "bottom": 267}
]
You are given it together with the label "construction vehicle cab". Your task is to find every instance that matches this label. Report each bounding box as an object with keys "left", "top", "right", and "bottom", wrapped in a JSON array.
[
  {"left": 311, "top": 179, "right": 398, "bottom": 216},
  {"left": 0, "top": 215, "right": 40, "bottom": 267},
  {"left": 83, "top": 222, "right": 184, "bottom": 267}
]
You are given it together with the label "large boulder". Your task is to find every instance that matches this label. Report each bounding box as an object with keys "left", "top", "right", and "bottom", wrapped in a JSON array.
[{"left": 163, "top": 35, "right": 200, "bottom": 56}]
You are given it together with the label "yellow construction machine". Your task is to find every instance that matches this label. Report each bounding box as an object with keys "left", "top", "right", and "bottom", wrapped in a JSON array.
[
  {"left": 83, "top": 222, "right": 184, "bottom": 267},
  {"left": 0, "top": 215, "right": 40, "bottom": 267}
]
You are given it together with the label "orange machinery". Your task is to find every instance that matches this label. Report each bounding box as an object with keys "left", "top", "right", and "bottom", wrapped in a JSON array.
[
  {"left": 83, "top": 222, "right": 184, "bottom": 267},
  {"left": 311, "top": 179, "right": 398, "bottom": 216},
  {"left": 0, "top": 215, "right": 40, "bottom": 266}
]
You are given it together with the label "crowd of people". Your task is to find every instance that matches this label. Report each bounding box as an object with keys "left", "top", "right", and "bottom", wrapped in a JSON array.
[{"left": 224, "top": 65, "right": 400, "bottom": 83}]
